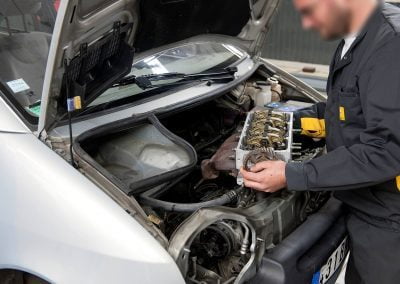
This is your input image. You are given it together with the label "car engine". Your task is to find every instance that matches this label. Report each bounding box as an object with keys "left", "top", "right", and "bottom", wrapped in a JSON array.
[
  {"left": 147, "top": 78, "right": 327, "bottom": 283},
  {"left": 76, "top": 73, "right": 329, "bottom": 284}
]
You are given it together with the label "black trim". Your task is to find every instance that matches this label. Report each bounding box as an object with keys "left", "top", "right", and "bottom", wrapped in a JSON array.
[{"left": 59, "top": 21, "right": 135, "bottom": 113}]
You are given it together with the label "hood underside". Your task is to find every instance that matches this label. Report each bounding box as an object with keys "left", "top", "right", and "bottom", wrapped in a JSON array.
[
  {"left": 39, "top": 0, "right": 279, "bottom": 133},
  {"left": 134, "top": 0, "right": 259, "bottom": 52}
]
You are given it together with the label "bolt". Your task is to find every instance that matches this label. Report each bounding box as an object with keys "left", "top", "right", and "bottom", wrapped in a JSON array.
[{"left": 257, "top": 237, "right": 265, "bottom": 243}]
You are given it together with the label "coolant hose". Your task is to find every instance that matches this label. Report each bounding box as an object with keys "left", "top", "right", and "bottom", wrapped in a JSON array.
[{"left": 140, "top": 186, "right": 241, "bottom": 213}]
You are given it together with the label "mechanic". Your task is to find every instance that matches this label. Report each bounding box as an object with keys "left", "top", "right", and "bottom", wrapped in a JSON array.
[{"left": 240, "top": 0, "right": 400, "bottom": 283}]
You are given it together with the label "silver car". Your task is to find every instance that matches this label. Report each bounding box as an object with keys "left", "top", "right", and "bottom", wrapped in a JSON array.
[{"left": 0, "top": 0, "right": 347, "bottom": 283}]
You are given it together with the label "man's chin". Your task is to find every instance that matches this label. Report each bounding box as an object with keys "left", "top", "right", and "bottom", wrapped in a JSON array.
[{"left": 319, "top": 31, "right": 342, "bottom": 41}]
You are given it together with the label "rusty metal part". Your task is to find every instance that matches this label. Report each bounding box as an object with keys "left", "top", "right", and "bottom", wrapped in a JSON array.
[
  {"left": 243, "top": 147, "right": 282, "bottom": 171},
  {"left": 244, "top": 111, "right": 288, "bottom": 151},
  {"left": 201, "top": 134, "right": 239, "bottom": 179}
]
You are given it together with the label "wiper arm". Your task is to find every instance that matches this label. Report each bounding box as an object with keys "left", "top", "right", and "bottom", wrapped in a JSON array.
[
  {"left": 113, "top": 67, "right": 238, "bottom": 90},
  {"left": 77, "top": 67, "right": 238, "bottom": 118}
]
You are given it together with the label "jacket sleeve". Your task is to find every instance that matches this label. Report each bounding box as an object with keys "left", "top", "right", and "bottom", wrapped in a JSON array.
[
  {"left": 293, "top": 102, "right": 326, "bottom": 138},
  {"left": 286, "top": 36, "right": 400, "bottom": 191}
]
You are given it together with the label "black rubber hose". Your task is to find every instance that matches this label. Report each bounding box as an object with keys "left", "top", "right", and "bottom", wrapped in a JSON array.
[
  {"left": 140, "top": 189, "right": 239, "bottom": 213},
  {"left": 140, "top": 177, "right": 241, "bottom": 213}
]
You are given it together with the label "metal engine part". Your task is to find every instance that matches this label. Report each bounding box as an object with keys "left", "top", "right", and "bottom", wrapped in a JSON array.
[
  {"left": 168, "top": 190, "right": 305, "bottom": 284},
  {"left": 201, "top": 134, "right": 239, "bottom": 180},
  {"left": 242, "top": 147, "right": 283, "bottom": 171},
  {"left": 235, "top": 109, "right": 293, "bottom": 184}
]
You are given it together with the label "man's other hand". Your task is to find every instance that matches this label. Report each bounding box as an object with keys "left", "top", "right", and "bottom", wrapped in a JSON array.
[{"left": 240, "top": 161, "right": 287, "bottom": 193}]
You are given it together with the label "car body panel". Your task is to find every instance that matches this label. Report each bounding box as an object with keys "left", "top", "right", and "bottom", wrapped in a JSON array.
[
  {"left": 0, "top": 95, "right": 30, "bottom": 133},
  {"left": 267, "top": 59, "right": 329, "bottom": 93},
  {"left": 0, "top": 131, "right": 183, "bottom": 283},
  {"left": 260, "top": 58, "right": 327, "bottom": 103}
]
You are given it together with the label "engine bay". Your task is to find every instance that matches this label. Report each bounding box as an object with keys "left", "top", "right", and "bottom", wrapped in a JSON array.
[{"left": 75, "top": 70, "right": 329, "bottom": 284}]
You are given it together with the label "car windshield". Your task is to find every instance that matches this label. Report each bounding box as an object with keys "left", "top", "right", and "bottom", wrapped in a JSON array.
[
  {"left": 0, "top": 1, "right": 248, "bottom": 119},
  {"left": 0, "top": 0, "right": 57, "bottom": 118},
  {"left": 90, "top": 42, "right": 248, "bottom": 107}
]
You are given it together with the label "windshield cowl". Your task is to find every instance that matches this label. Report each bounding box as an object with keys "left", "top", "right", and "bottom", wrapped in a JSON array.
[{"left": 89, "top": 42, "right": 248, "bottom": 108}]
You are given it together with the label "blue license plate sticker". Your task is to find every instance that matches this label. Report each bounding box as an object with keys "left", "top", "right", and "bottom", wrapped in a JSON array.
[{"left": 311, "top": 237, "right": 348, "bottom": 284}]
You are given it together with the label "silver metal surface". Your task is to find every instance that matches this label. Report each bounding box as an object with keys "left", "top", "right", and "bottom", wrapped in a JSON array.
[
  {"left": 94, "top": 123, "right": 192, "bottom": 185},
  {"left": 0, "top": 132, "right": 183, "bottom": 283},
  {"left": 0, "top": 95, "right": 29, "bottom": 133}
]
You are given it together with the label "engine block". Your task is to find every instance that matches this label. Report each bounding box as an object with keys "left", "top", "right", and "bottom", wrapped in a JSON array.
[{"left": 236, "top": 109, "right": 294, "bottom": 185}]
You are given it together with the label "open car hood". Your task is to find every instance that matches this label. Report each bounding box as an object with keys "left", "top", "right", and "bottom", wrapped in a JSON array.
[{"left": 39, "top": 0, "right": 279, "bottom": 133}]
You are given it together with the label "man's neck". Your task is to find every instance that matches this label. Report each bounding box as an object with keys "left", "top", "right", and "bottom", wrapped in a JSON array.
[{"left": 348, "top": 0, "right": 379, "bottom": 34}]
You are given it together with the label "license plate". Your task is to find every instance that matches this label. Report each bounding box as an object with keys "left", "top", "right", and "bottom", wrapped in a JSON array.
[{"left": 311, "top": 237, "right": 349, "bottom": 284}]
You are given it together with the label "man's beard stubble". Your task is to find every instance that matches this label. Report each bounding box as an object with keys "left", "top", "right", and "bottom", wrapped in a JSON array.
[{"left": 321, "top": 9, "right": 352, "bottom": 41}]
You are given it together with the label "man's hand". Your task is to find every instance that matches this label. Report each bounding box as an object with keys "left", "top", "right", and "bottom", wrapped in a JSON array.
[{"left": 240, "top": 161, "right": 287, "bottom": 193}]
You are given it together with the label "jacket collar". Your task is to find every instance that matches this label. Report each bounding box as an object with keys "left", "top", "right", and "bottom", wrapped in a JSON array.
[{"left": 331, "top": 1, "right": 383, "bottom": 75}]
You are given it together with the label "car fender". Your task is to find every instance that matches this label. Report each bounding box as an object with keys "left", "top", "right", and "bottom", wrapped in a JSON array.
[
  {"left": 0, "top": 96, "right": 30, "bottom": 133},
  {"left": 0, "top": 132, "right": 184, "bottom": 284}
]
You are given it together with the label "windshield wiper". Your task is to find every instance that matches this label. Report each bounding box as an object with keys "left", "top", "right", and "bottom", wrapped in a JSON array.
[
  {"left": 76, "top": 67, "right": 238, "bottom": 118},
  {"left": 113, "top": 67, "right": 238, "bottom": 90}
]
